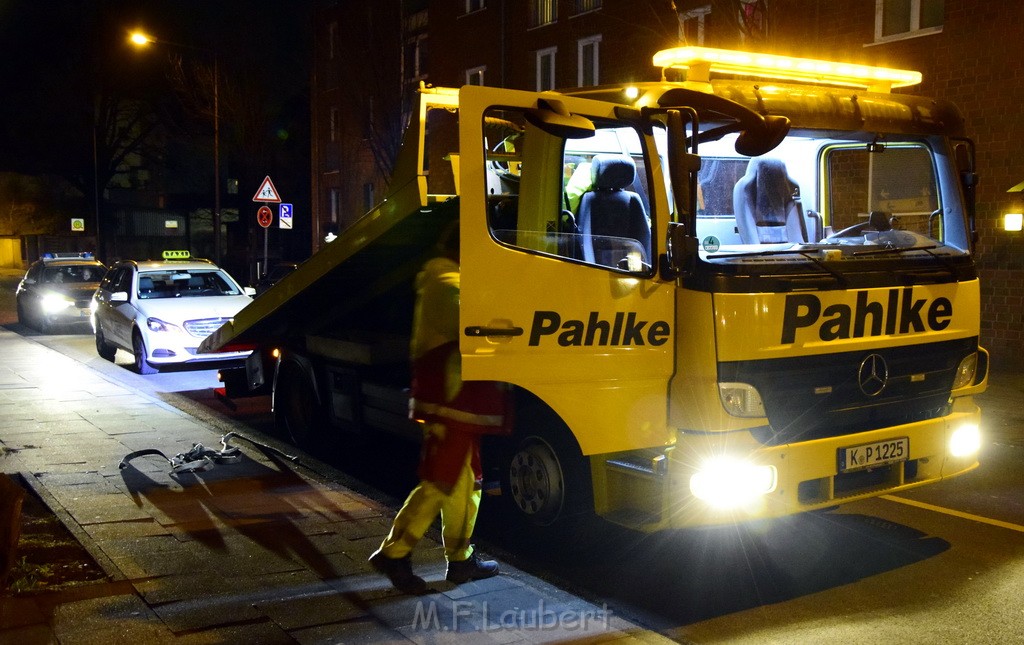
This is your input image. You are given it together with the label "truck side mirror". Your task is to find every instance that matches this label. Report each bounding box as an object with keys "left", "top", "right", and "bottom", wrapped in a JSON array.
[
  {"left": 666, "top": 222, "right": 698, "bottom": 279},
  {"left": 525, "top": 99, "right": 595, "bottom": 139}
]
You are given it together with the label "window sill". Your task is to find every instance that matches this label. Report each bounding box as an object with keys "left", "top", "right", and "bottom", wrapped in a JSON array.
[{"left": 866, "top": 25, "right": 942, "bottom": 47}]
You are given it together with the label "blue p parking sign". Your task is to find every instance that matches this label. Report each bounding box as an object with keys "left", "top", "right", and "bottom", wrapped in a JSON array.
[{"left": 279, "top": 203, "right": 293, "bottom": 229}]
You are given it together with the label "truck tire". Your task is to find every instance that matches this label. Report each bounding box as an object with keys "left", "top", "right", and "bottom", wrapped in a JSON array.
[
  {"left": 502, "top": 426, "right": 592, "bottom": 526},
  {"left": 275, "top": 361, "right": 323, "bottom": 450}
]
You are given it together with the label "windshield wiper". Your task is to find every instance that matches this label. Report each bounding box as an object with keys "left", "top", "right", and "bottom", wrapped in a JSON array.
[
  {"left": 706, "top": 248, "right": 848, "bottom": 286},
  {"left": 851, "top": 244, "right": 938, "bottom": 256}
]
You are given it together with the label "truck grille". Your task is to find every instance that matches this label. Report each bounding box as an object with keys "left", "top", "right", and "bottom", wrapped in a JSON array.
[
  {"left": 719, "top": 337, "right": 977, "bottom": 446},
  {"left": 183, "top": 317, "right": 231, "bottom": 338}
]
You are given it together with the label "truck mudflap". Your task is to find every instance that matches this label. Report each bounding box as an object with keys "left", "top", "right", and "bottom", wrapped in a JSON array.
[{"left": 593, "top": 402, "right": 981, "bottom": 532}]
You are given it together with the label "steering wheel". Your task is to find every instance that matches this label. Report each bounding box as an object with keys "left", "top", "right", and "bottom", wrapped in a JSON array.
[{"left": 826, "top": 220, "right": 872, "bottom": 239}]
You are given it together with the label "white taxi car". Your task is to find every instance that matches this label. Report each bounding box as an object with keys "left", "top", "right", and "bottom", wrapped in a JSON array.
[{"left": 91, "top": 253, "right": 254, "bottom": 374}]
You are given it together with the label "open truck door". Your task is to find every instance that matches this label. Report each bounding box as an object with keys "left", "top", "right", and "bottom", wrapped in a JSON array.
[{"left": 455, "top": 85, "right": 678, "bottom": 522}]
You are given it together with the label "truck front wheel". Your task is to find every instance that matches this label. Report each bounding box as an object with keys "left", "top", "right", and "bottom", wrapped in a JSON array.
[
  {"left": 275, "top": 362, "right": 323, "bottom": 450},
  {"left": 504, "top": 430, "right": 591, "bottom": 526}
]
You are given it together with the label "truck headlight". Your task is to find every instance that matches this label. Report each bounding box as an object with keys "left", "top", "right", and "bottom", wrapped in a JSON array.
[
  {"left": 951, "top": 353, "right": 978, "bottom": 390},
  {"left": 719, "top": 382, "right": 766, "bottom": 417},
  {"left": 949, "top": 423, "right": 980, "bottom": 458},
  {"left": 41, "top": 293, "right": 75, "bottom": 314},
  {"left": 690, "top": 457, "right": 777, "bottom": 509}
]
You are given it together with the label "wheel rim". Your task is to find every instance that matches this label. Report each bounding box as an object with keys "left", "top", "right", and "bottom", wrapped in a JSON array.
[
  {"left": 508, "top": 439, "right": 565, "bottom": 523},
  {"left": 133, "top": 334, "right": 147, "bottom": 370}
]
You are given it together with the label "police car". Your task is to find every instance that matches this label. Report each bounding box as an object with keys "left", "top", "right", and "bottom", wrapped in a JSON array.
[
  {"left": 16, "top": 252, "right": 107, "bottom": 333},
  {"left": 91, "top": 251, "right": 254, "bottom": 374}
]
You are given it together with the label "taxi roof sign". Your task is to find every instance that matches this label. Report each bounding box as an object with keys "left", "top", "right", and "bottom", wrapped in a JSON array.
[
  {"left": 162, "top": 250, "right": 191, "bottom": 260},
  {"left": 653, "top": 46, "right": 922, "bottom": 93}
]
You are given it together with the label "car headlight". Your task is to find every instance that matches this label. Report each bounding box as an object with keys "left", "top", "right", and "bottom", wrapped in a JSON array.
[
  {"left": 41, "top": 293, "right": 75, "bottom": 314},
  {"left": 147, "top": 317, "right": 182, "bottom": 333},
  {"left": 951, "top": 353, "right": 978, "bottom": 390},
  {"left": 690, "top": 456, "right": 777, "bottom": 509},
  {"left": 718, "top": 382, "right": 766, "bottom": 417}
]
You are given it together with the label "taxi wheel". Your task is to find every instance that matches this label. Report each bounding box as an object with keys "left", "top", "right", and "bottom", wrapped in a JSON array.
[
  {"left": 132, "top": 331, "right": 158, "bottom": 375},
  {"left": 95, "top": 327, "right": 117, "bottom": 362},
  {"left": 16, "top": 300, "right": 27, "bottom": 326}
]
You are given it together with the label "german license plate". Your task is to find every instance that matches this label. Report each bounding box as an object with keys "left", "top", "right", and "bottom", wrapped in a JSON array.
[{"left": 839, "top": 437, "right": 909, "bottom": 473}]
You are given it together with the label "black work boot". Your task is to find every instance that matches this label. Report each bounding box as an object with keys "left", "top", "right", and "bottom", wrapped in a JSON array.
[
  {"left": 369, "top": 552, "right": 428, "bottom": 595},
  {"left": 445, "top": 550, "right": 499, "bottom": 584}
]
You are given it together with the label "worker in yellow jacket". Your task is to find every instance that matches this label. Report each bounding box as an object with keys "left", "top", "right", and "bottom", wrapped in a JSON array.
[{"left": 370, "top": 223, "right": 512, "bottom": 594}]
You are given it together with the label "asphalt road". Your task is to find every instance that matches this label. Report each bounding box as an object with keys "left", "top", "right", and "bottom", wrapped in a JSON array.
[{"left": 4, "top": 271, "right": 1024, "bottom": 643}]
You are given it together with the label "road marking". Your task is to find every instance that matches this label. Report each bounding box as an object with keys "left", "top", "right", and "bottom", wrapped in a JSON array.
[{"left": 881, "top": 494, "right": 1024, "bottom": 534}]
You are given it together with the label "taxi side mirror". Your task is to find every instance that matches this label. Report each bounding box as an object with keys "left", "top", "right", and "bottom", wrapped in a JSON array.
[{"left": 110, "top": 292, "right": 128, "bottom": 303}]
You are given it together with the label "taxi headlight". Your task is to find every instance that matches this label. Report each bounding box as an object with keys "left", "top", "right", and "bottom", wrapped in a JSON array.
[
  {"left": 147, "top": 317, "right": 182, "bottom": 333},
  {"left": 718, "top": 382, "right": 766, "bottom": 417},
  {"left": 41, "top": 293, "right": 75, "bottom": 314},
  {"left": 949, "top": 423, "right": 981, "bottom": 458},
  {"left": 951, "top": 353, "right": 978, "bottom": 390},
  {"left": 690, "top": 457, "right": 777, "bottom": 509}
]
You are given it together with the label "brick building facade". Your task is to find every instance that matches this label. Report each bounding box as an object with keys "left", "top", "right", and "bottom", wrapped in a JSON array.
[{"left": 311, "top": 0, "right": 1024, "bottom": 366}]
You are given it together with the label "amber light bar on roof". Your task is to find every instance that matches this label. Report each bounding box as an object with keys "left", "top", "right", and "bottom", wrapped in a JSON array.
[{"left": 653, "top": 46, "right": 922, "bottom": 93}]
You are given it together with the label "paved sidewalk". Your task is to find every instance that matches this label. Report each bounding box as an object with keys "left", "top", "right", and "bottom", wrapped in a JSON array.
[{"left": 0, "top": 328, "right": 668, "bottom": 644}]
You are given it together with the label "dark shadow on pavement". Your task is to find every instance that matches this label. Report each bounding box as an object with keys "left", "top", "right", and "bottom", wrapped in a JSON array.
[{"left": 118, "top": 446, "right": 356, "bottom": 581}]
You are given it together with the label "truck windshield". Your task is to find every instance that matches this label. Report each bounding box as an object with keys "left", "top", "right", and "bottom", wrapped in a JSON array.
[{"left": 668, "top": 129, "right": 972, "bottom": 265}]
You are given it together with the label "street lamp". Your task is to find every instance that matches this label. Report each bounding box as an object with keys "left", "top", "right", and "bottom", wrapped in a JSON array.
[{"left": 129, "top": 30, "right": 221, "bottom": 263}]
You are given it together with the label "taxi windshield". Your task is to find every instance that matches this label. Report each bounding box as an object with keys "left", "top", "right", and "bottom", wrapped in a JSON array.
[{"left": 137, "top": 270, "right": 242, "bottom": 299}]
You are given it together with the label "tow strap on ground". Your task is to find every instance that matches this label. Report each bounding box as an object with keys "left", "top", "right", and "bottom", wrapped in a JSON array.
[{"left": 118, "top": 432, "right": 300, "bottom": 474}]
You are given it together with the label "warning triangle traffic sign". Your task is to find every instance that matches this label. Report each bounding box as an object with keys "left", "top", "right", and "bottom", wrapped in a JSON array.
[{"left": 252, "top": 176, "right": 282, "bottom": 203}]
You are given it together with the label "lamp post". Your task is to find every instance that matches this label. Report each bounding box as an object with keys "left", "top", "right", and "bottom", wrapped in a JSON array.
[{"left": 129, "top": 30, "right": 221, "bottom": 263}]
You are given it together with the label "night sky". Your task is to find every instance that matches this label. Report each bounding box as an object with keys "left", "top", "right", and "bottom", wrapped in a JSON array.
[{"left": 0, "top": 0, "right": 312, "bottom": 184}]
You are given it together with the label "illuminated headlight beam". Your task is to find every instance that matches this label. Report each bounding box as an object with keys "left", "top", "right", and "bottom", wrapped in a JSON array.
[
  {"left": 690, "top": 457, "right": 777, "bottom": 509},
  {"left": 949, "top": 424, "right": 981, "bottom": 458},
  {"left": 41, "top": 293, "right": 75, "bottom": 314}
]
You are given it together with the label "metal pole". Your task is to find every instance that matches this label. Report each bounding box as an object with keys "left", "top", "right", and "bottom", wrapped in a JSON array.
[
  {"left": 92, "top": 119, "right": 101, "bottom": 261},
  {"left": 213, "top": 54, "right": 221, "bottom": 264}
]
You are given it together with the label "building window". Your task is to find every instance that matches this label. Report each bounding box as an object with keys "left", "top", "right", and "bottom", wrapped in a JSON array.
[
  {"left": 466, "top": 66, "right": 486, "bottom": 86},
  {"left": 875, "top": 0, "right": 943, "bottom": 42},
  {"left": 405, "top": 33, "right": 428, "bottom": 83},
  {"left": 678, "top": 5, "right": 711, "bottom": 45},
  {"left": 465, "top": 0, "right": 485, "bottom": 13},
  {"left": 329, "top": 188, "right": 340, "bottom": 224},
  {"left": 536, "top": 47, "right": 557, "bottom": 91},
  {"left": 578, "top": 35, "right": 601, "bottom": 87},
  {"left": 530, "top": 0, "right": 557, "bottom": 28},
  {"left": 328, "top": 21, "right": 337, "bottom": 60},
  {"left": 573, "top": 0, "right": 602, "bottom": 15},
  {"left": 363, "top": 183, "right": 376, "bottom": 213}
]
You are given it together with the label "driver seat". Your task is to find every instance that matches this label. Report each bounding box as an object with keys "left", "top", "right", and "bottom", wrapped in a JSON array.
[
  {"left": 733, "top": 157, "right": 807, "bottom": 244},
  {"left": 576, "top": 154, "right": 651, "bottom": 267}
]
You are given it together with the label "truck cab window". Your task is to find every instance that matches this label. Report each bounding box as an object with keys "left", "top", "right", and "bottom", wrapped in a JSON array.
[{"left": 483, "top": 107, "right": 653, "bottom": 273}]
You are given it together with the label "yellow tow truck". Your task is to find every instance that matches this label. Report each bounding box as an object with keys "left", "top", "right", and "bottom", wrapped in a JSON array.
[{"left": 203, "top": 46, "right": 987, "bottom": 531}]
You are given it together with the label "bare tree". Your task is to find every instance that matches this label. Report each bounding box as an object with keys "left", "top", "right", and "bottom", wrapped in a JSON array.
[{"left": 334, "top": 2, "right": 408, "bottom": 184}]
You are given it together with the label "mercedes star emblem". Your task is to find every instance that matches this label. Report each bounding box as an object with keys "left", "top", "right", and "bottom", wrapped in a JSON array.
[{"left": 858, "top": 353, "right": 889, "bottom": 397}]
